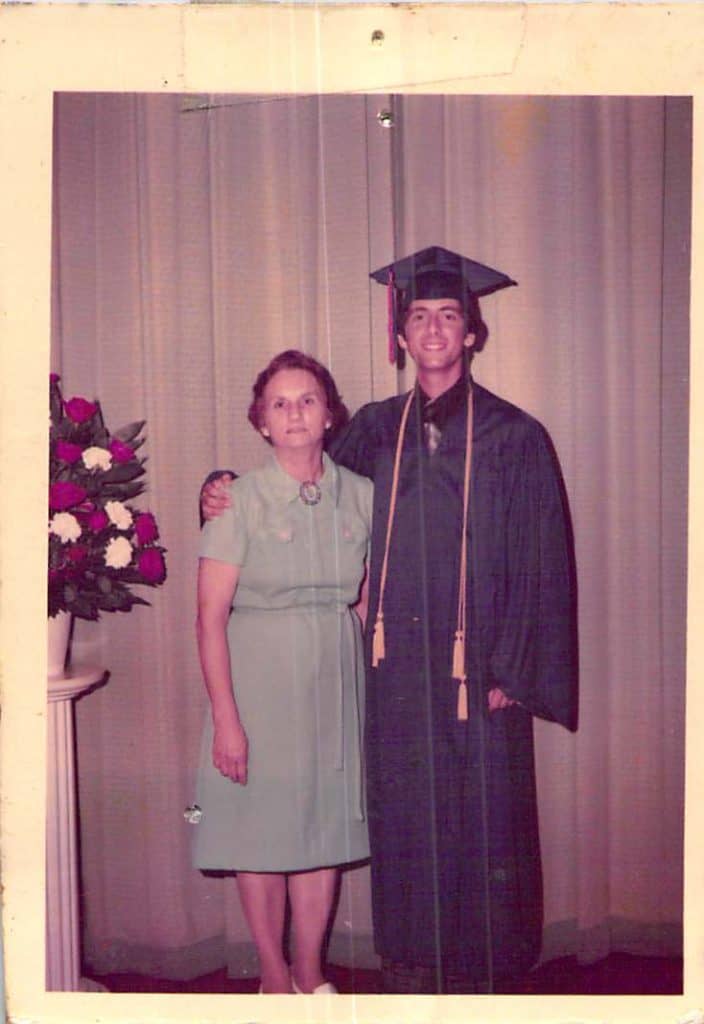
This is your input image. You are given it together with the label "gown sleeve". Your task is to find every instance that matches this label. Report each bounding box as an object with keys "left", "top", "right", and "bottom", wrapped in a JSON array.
[
  {"left": 329, "top": 404, "right": 378, "bottom": 480},
  {"left": 486, "top": 420, "right": 578, "bottom": 731}
]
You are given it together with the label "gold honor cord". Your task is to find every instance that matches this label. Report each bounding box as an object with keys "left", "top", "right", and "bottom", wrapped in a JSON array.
[
  {"left": 452, "top": 388, "right": 473, "bottom": 720},
  {"left": 371, "top": 385, "right": 474, "bottom": 721},
  {"left": 371, "top": 388, "right": 415, "bottom": 669}
]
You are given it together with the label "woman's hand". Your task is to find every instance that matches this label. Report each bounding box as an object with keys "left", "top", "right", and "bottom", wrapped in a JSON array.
[
  {"left": 197, "top": 557, "right": 246, "bottom": 782},
  {"left": 213, "top": 721, "right": 249, "bottom": 784},
  {"left": 354, "top": 566, "right": 370, "bottom": 629}
]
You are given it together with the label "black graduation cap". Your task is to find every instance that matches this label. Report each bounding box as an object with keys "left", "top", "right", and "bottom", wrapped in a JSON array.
[{"left": 370, "top": 246, "right": 517, "bottom": 364}]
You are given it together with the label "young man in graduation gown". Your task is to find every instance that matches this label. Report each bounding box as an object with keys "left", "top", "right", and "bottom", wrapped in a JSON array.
[{"left": 201, "top": 247, "right": 578, "bottom": 994}]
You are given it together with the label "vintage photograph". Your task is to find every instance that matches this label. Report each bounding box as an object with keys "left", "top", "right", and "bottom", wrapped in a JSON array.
[{"left": 44, "top": 90, "right": 690, "bottom": 1000}]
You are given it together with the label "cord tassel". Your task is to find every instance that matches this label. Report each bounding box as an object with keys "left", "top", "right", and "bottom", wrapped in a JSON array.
[
  {"left": 451, "top": 387, "right": 473, "bottom": 721},
  {"left": 457, "top": 680, "right": 469, "bottom": 721},
  {"left": 372, "top": 612, "right": 385, "bottom": 667},
  {"left": 372, "top": 389, "right": 414, "bottom": 671},
  {"left": 452, "top": 630, "right": 465, "bottom": 680}
]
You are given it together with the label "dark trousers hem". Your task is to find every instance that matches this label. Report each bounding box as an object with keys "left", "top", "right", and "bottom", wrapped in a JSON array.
[{"left": 381, "top": 958, "right": 499, "bottom": 995}]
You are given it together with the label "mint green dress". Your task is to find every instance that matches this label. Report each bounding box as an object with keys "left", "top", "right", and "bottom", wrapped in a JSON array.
[{"left": 193, "top": 453, "right": 372, "bottom": 871}]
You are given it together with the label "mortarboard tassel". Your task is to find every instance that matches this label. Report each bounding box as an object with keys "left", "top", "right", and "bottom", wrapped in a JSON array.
[
  {"left": 387, "top": 269, "right": 396, "bottom": 364},
  {"left": 372, "top": 611, "right": 385, "bottom": 667}
]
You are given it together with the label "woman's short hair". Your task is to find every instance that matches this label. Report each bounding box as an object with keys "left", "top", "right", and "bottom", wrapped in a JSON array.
[{"left": 248, "top": 349, "right": 349, "bottom": 444}]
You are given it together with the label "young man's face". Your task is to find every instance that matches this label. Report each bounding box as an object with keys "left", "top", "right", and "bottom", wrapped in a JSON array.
[{"left": 398, "top": 298, "right": 475, "bottom": 377}]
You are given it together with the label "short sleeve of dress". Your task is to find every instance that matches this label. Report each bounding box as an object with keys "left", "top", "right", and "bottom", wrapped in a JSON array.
[
  {"left": 198, "top": 487, "right": 248, "bottom": 567},
  {"left": 361, "top": 476, "right": 374, "bottom": 544},
  {"left": 344, "top": 470, "right": 373, "bottom": 562}
]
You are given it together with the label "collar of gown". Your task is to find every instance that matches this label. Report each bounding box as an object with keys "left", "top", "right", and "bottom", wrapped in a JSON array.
[
  {"left": 263, "top": 450, "right": 341, "bottom": 507},
  {"left": 418, "top": 370, "right": 471, "bottom": 428}
]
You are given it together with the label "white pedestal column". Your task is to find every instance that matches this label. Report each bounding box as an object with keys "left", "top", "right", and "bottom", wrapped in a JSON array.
[{"left": 46, "top": 665, "right": 107, "bottom": 991}]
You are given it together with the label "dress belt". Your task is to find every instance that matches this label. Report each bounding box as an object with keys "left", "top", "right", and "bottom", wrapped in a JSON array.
[{"left": 232, "top": 604, "right": 350, "bottom": 615}]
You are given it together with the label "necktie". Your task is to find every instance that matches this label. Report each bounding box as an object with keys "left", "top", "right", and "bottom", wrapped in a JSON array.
[{"left": 424, "top": 419, "right": 441, "bottom": 456}]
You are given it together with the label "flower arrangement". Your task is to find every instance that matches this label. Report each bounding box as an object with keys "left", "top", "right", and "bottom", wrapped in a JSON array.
[{"left": 49, "top": 374, "right": 167, "bottom": 620}]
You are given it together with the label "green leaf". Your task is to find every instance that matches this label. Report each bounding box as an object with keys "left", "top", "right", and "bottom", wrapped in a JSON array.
[
  {"left": 113, "top": 420, "right": 146, "bottom": 444},
  {"left": 94, "top": 428, "right": 111, "bottom": 449},
  {"left": 102, "top": 482, "right": 146, "bottom": 501},
  {"left": 72, "top": 595, "right": 99, "bottom": 620},
  {"left": 50, "top": 385, "right": 64, "bottom": 428},
  {"left": 101, "top": 462, "right": 147, "bottom": 484},
  {"left": 114, "top": 568, "right": 156, "bottom": 586}
]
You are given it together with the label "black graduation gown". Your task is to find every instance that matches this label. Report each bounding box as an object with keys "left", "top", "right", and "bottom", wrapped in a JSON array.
[{"left": 330, "top": 380, "right": 578, "bottom": 983}]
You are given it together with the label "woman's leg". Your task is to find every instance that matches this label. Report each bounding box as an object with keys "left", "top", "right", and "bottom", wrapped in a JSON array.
[
  {"left": 288, "top": 867, "right": 338, "bottom": 992},
  {"left": 236, "top": 871, "right": 292, "bottom": 993}
]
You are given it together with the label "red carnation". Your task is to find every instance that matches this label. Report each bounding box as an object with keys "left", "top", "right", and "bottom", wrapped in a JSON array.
[
  {"left": 137, "top": 547, "right": 166, "bottom": 584},
  {"left": 134, "top": 512, "right": 159, "bottom": 546},
  {"left": 64, "top": 396, "right": 98, "bottom": 424},
  {"left": 109, "top": 438, "right": 136, "bottom": 464},
  {"left": 50, "top": 481, "right": 87, "bottom": 511},
  {"left": 66, "top": 544, "right": 88, "bottom": 564},
  {"left": 55, "top": 440, "right": 83, "bottom": 464},
  {"left": 87, "top": 508, "right": 109, "bottom": 531}
]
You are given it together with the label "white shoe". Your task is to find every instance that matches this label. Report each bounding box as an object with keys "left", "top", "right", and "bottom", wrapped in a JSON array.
[{"left": 292, "top": 978, "right": 338, "bottom": 994}]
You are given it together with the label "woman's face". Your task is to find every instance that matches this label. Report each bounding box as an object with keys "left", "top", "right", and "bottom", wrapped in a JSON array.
[{"left": 259, "top": 368, "right": 331, "bottom": 452}]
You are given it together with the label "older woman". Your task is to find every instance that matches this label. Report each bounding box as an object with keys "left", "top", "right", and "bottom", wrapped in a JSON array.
[{"left": 193, "top": 350, "right": 371, "bottom": 994}]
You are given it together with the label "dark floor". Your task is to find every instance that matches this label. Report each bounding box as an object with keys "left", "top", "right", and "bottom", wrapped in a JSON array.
[{"left": 86, "top": 952, "right": 682, "bottom": 995}]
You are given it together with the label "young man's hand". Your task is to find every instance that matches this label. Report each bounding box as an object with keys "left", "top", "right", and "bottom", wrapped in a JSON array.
[
  {"left": 200, "top": 473, "right": 235, "bottom": 522},
  {"left": 487, "top": 687, "right": 517, "bottom": 712}
]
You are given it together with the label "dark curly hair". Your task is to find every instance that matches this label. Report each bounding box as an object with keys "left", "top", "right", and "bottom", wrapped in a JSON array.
[{"left": 248, "top": 350, "right": 349, "bottom": 445}]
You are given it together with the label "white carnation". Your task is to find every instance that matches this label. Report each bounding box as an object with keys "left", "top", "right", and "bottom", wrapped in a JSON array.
[
  {"left": 104, "top": 535, "right": 133, "bottom": 569},
  {"left": 49, "top": 512, "right": 82, "bottom": 544},
  {"left": 82, "top": 446, "right": 113, "bottom": 472},
  {"left": 105, "top": 500, "right": 133, "bottom": 530}
]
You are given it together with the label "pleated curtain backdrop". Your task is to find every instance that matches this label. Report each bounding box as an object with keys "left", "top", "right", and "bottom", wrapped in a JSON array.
[{"left": 51, "top": 92, "right": 689, "bottom": 980}]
